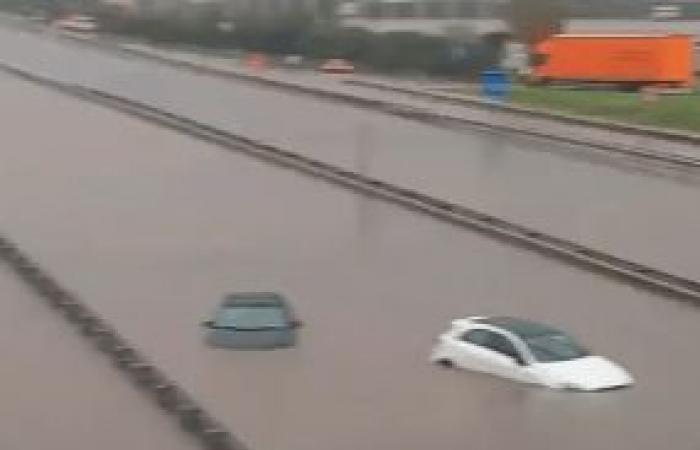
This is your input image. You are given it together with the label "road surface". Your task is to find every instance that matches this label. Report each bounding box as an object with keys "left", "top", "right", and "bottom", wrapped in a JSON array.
[
  {"left": 1, "top": 67, "right": 699, "bottom": 450},
  {"left": 0, "top": 24, "right": 700, "bottom": 281}
]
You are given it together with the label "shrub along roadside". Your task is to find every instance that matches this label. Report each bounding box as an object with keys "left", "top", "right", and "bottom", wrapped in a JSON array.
[{"left": 95, "top": 12, "right": 506, "bottom": 77}]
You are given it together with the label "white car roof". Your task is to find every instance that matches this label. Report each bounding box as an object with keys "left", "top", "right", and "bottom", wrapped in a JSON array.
[
  {"left": 453, "top": 316, "right": 565, "bottom": 339},
  {"left": 451, "top": 316, "right": 488, "bottom": 330}
]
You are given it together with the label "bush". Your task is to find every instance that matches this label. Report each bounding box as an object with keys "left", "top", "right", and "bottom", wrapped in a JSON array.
[
  {"left": 301, "top": 27, "right": 374, "bottom": 60},
  {"left": 95, "top": 12, "right": 504, "bottom": 77},
  {"left": 364, "top": 32, "right": 450, "bottom": 73},
  {"left": 232, "top": 14, "right": 312, "bottom": 53}
]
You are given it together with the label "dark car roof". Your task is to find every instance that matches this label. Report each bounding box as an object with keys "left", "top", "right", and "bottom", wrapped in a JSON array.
[
  {"left": 474, "top": 316, "right": 562, "bottom": 338},
  {"left": 222, "top": 292, "right": 287, "bottom": 308}
]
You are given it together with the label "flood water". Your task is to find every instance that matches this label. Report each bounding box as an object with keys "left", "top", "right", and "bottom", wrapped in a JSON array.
[
  {"left": 0, "top": 23, "right": 700, "bottom": 280},
  {"left": 0, "top": 267, "right": 199, "bottom": 450},
  {"left": 1, "top": 70, "right": 699, "bottom": 450}
]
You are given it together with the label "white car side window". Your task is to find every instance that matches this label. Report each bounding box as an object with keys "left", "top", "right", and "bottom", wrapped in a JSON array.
[
  {"left": 489, "top": 334, "right": 525, "bottom": 364},
  {"left": 461, "top": 329, "right": 491, "bottom": 346},
  {"left": 462, "top": 329, "right": 524, "bottom": 364}
]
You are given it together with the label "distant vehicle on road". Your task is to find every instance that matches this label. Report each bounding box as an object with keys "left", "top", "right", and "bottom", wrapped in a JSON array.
[
  {"left": 243, "top": 53, "right": 268, "bottom": 71},
  {"left": 531, "top": 33, "right": 694, "bottom": 89},
  {"left": 282, "top": 55, "right": 304, "bottom": 67},
  {"left": 201, "top": 292, "right": 301, "bottom": 349},
  {"left": 431, "top": 316, "right": 634, "bottom": 391},
  {"left": 651, "top": 5, "right": 681, "bottom": 20},
  {"left": 54, "top": 15, "right": 98, "bottom": 33},
  {"left": 319, "top": 59, "right": 355, "bottom": 74}
]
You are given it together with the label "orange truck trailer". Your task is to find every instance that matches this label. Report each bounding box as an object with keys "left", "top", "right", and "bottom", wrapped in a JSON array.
[{"left": 531, "top": 33, "right": 694, "bottom": 88}]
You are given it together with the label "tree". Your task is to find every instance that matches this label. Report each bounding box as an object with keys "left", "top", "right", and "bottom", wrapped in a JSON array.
[
  {"left": 317, "top": 0, "right": 339, "bottom": 23},
  {"left": 508, "top": 0, "right": 566, "bottom": 45}
]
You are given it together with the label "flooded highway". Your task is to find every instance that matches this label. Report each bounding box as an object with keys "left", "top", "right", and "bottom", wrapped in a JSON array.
[
  {"left": 1, "top": 68, "right": 699, "bottom": 450},
  {"left": 0, "top": 267, "right": 200, "bottom": 450},
  {"left": 0, "top": 24, "right": 700, "bottom": 281}
]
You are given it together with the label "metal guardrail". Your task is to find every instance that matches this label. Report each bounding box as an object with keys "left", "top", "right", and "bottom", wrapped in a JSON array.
[
  {"left": 3, "top": 61, "right": 699, "bottom": 305},
  {"left": 4, "top": 17, "right": 699, "bottom": 172},
  {"left": 345, "top": 78, "right": 700, "bottom": 147},
  {"left": 0, "top": 233, "right": 249, "bottom": 450},
  {"left": 52, "top": 31, "right": 700, "bottom": 172}
]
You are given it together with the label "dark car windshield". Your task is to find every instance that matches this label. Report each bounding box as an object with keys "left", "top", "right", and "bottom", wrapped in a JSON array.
[
  {"left": 216, "top": 306, "right": 287, "bottom": 329},
  {"left": 525, "top": 333, "right": 589, "bottom": 362}
]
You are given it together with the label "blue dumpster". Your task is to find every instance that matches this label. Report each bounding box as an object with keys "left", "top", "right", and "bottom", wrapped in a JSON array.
[{"left": 481, "top": 69, "right": 511, "bottom": 102}]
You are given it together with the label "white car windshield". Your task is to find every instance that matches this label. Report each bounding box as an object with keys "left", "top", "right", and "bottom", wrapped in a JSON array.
[
  {"left": 216, "top": 306, "right": 287, "bottom": 329},
  {"left": 525, "top": 333, "right": 589, "bottom": 362}
]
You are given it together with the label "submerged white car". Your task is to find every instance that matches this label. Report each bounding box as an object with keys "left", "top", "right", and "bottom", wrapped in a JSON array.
[{"left": 431, "top": 316, "right": 633, "bottom": 391}]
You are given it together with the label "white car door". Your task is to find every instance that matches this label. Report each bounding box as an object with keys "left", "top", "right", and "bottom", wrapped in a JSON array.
[{"left": 481, "top": 332, "right": 529, "bottom": 381}]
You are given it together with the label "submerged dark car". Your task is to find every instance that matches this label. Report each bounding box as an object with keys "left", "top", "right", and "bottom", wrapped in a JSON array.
[{"left": 202, "top": 292, "right": 301, "bottom": 349}]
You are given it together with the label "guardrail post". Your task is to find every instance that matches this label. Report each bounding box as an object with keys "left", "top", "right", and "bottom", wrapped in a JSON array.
[
  {"left": 77, "top": 314, "right": 103, "bottom": 335},
  {"left": 112, "top": 345, "right": 139, "bottom": 368},
  {"left": 93, "top": 328, "right": 121, "bottom": 353},
  {"left": 0, "top": 240, "right": 17, "bottom": 255},
  {"left": 154, "top": 383, "right": 181, "bottom": 412},
  {"left": 127, "top": 362, "right": 162, "bottom": 388},
  {"left": 62, "top": 301, "right": 88, "bottom": 322},
  {"left": 201, "top": 428, "right": 237, "bottom": 450},
  {"left": 178, "top": 405, "right": 206, "bottom": 432},
  {"left": 33, "top": 275, "right": 59, "bottom": 296}
]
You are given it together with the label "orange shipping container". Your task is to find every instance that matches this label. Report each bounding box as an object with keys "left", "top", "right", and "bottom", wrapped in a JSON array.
[{"left": 532, "top": 34, "right": 694, "bottom": 88}]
